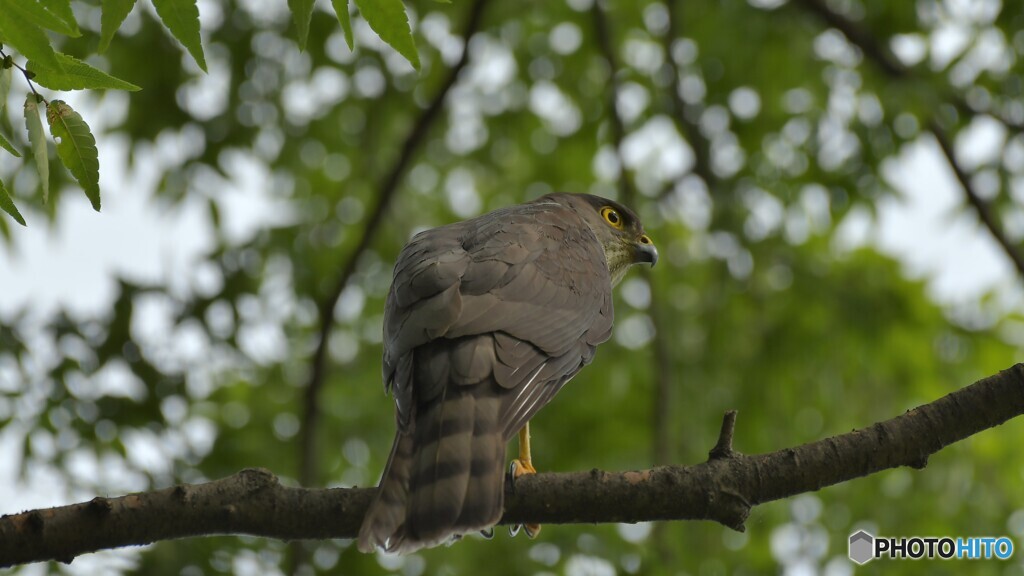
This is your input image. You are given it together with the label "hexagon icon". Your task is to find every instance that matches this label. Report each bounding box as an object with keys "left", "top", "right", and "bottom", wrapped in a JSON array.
[{"left": 849, "top": 530, "right": 874, "bottom": 565}]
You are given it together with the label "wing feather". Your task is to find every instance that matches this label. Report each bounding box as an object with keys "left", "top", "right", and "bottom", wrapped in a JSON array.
[{"left": 384, "top": 197, "right": 614, "bottom": 445}]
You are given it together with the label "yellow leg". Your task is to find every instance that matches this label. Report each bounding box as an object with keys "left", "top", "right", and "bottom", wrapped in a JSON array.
[
  {"left": 510, "top": 422, "right": 541, "bottom": 538},
  {"left": 515, "top": 423, "right": 537, "bottom": 474}
]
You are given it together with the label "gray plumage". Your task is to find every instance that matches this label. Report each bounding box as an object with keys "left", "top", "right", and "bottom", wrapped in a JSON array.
[{"left": 357, "top": 193, "right": 657, "bottom": 553}]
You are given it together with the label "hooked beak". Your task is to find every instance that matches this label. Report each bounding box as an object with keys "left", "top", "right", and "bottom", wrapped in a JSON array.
[{"left": 634, "top": 238, "right": 658, "bottom": 267}]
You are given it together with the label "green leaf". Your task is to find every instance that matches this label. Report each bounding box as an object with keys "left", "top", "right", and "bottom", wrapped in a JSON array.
[
  {"left": 29, "top": 52, "right": 141, "bottom": 91},
  {"left": 40, "top": 0, "right": 80, "bottom": 36},
  {"left": 353, "top": 0, "right": 420, "bottom": 70},
  {"left": 46, "top": 100, "right": 100, "bottom": 211},
  {"left": 0, "top": 67, "right": 11, "bottom": 115},
  {"left": 0, "top": 179, "right": 26, "bottom": 226},
  {"left": 99, "top": 0, "right": 138, "bottom": 53},
  {"left": 0, "top": 64, "right": 17, "bottom": 156},
  {"left": 0, "top": 2, "right": 62, "bottom": 72},
  {"left": 151, "top": 0, "right": 207, "bottom": 72},
  {"left": 289, "top": 0, "right": 315, "bottom": 51},
  {"left": 0, "top": 130, "right": 20, "bottom": 157},
  {"left": 25, "top": 94, "right": 49, "bottom": 203},
  {"left": 0, "top": 0, "right": 78, "bottom": 37},
  {"left": 331, "top": 0, "right": 354, "bottom": 51}
]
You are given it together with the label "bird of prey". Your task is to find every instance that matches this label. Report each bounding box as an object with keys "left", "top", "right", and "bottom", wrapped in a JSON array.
[{"left": 357, "top": 193, "right": 657, "bottom": 553}]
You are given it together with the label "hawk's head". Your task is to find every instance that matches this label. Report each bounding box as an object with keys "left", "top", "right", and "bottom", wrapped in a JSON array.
[{"left": 544, "top": 193, "right": 658, "bottom": 287}]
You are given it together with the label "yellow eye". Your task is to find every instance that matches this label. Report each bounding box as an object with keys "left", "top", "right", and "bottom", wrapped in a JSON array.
[{"left": 601, "top": 206, "right": 623, "bottom": 229}]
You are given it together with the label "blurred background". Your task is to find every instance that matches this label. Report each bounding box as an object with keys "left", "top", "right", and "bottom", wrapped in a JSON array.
[{"left": 2, "top": 0, "right": 1024, "bottom": 574}]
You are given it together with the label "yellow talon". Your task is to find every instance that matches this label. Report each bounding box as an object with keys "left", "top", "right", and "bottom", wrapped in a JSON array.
[
  {"left": 510, "top": 458, "right": 537, "bottom": 477},
  {"left": 510, "top": 423, "right": 541, "bottom": 538}
]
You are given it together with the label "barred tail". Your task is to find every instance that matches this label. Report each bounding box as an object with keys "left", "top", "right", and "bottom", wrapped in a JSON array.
[
  {"left": 359, "top": 383, "right": 507, "bottom": 554},
  {"left": 357, "top": 429, "right": 415, "bottom": 553}
]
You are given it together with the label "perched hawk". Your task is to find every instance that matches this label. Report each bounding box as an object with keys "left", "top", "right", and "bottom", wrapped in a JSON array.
[{"left": 357, "top": 193, "right": 657, "bottom": 553}]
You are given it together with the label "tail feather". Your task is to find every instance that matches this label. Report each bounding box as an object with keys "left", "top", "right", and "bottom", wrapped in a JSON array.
[
  {"left": 406, "top": 389, "right": 475, "bottom": 541},
  {"left": 456, "top": 415, "right": 505, "bottom": 527},
  {"left": 358, "top": 383, "right": 506, "bottom": 554},
  {"left": 356, "top": 429, "right": 415, "bottom": 553}
]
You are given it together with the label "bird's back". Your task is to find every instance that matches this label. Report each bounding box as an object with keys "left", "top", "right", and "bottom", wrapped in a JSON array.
[{"left": 358, "top": 197, "right": 615, "bottom": 553}]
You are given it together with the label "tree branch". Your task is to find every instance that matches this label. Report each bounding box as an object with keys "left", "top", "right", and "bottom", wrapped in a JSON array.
[
  {"left": 795, "top": 0, "right": 1024, "bottom": 134},
  {"left": 792, "top": 0, "right": 907, "bottom": 79},
  {"left": 928, "top": 121, "right": 1024, "bottom": 278},
  {"left": 5, "top": 364, "right": 1022, "bottom": 567},
  {"left": 708, "top": 410, "right": 738, "bottom": 460},
  {"left": 793, "top": 0, "right": 1024, "bottom": 282},
  {"left": 298, "top": 0, "right": 490, "bottom": 488},
  {"left": 590, "top": 0, "right": 634, "bottom": 202},
  {"left": 659, "top": 0, "right": 717, "bottom": 197}
]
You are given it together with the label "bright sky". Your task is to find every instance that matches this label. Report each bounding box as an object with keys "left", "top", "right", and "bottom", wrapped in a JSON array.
[{"left": 876, "top": 135, "right": 1018, "bottom": 306}]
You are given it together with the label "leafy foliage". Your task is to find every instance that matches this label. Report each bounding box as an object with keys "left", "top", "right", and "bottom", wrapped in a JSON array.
[
  {"left": 23, "top": 95, "right": 49, "bottom": 202},
  {"left": 0, "top": 0, "right": 69, "bottom": 71},
  {"left": 0, "top": 0, "right": 422, "bottom": 225},
  {"left": 289, "top": 0, "right": 317, "bottom": 51},
  {"left": 332, "top": 0, "right": 355, "bottom": 51},
  {"left": 39, "top": 0, "right": 81, "bottom": 37},
  {"left": 30, "top": 53, "right": 142, "bottom": 91},
  {"left": 353, "top": 0, "right": 421, "bottom": 70},
  {"left": 150, "top": 0, "right": 206, "bottom": 72},
  {"left": 0, "top": 130, "right": 19, "bottom": 158},
  {"left": 1, "top": 0, "right": 1024, "bottom": 575},
  {"left": 0, "top": 178, "right": 25, "bottom": 225},
  {"left": 98, "top": 0, "right": 138, "bottom": 53},
  {"left": 0, "top": 66, "right": 11, "bottom": 113},
  {"left": 46, "top": 100, "right": 100, "bottom": 211}
]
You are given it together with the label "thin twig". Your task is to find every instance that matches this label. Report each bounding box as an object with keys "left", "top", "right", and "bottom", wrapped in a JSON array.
[
  {"left": 929, "top": 121, "right": 1024, "bottom": 278},
  {"left": 590, "top": 0, "right": 634, "bottom": 202},
  {"left": 793, "top": 0, "right": 1024, "bottom": 281},
  {"left": 792, "top": 0, "right": 907, "bottom": 79},
  {"left": 0, "top": 49, "right": 47, "bottom": 104},
  {"left": 659, "top": 0, "right": 717, "bottom": 197},
  {"left": 796, "top": 0, "right": 1024, "bottom": 136},
  {"left": 709, "top": 410, "right": 739, "bottom": 460}
]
